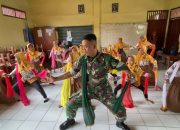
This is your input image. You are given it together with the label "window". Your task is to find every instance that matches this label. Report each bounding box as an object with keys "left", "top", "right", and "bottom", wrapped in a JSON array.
[
  {"left": 147, "top": 10, "right": 168, "bottom": 21},
  {"left": 1, "top": 5, "right": 26, "bottom": 19}
]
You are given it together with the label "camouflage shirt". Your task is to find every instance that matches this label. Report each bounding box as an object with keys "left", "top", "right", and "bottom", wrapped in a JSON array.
[{"left": 70, "top": 52, "right": 126, "bottom": 89}]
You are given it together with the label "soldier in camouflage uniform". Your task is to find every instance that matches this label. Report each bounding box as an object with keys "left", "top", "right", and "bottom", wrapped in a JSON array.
[{"left": 54, "top": 34, "right": 130, "bottom": 130}]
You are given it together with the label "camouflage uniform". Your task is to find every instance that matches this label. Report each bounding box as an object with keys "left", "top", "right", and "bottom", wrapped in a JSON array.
[{"left": 67, "top": 52, "right": 127, "bottom": 121}]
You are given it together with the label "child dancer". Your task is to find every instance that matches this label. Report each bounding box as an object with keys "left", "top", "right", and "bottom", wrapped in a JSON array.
[
  {"left": 60, "top": 46, "right": 80, "bottom": 108},
  {"left": 135, "top": 48, "right": 160, "bottom": 91},
  {"left": 49, "top": 41, "right": 62, "bottom": 72},
  {"left": 114, "top": 56, "right": 154, "bottom": 103},
  {"left": 10, "top": 52, "right": 49, "bottom": 106}
]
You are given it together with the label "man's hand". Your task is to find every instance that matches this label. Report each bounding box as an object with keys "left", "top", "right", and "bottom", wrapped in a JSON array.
[{"left": 53, "top": 72, "right": 73, "bottom": 82}]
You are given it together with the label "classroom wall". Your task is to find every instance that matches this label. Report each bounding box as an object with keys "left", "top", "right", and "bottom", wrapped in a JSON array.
[
  {"left": 0, "top": 0, "right": 32, "bottom": 48},
  {"left": 28, "top": 0, "right": 170, "bottom": 48},
  {"left": 1, "top": 0, "right": 179, "bottom": 48},
  {"left": 28, "top": 0, "right": 170, "bottom": 26},
  {"left": 167, "top": 0, "right": 180, "bottom": 9}
]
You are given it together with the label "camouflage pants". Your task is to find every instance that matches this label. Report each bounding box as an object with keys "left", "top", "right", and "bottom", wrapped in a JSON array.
[{"left": 66, "top": 84, "right": 126, "bottom": 122}]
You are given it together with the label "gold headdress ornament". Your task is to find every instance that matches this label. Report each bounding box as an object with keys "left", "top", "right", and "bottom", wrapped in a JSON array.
[{"left": 15, "top": 52, "right": 33, "bottom": 73}]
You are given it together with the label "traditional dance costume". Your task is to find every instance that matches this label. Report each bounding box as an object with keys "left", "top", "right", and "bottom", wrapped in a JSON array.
[
  {"left": 161, "top": 60, "right": 180, "bottom": 112},
  {"left": 60, "top": 47, "right": 80, "bottom": 108},
  {"left": 26, "top": 44, "right": 53, "bottom": 84},
  {"left": 136, "top": 36, "right": 156, "bottom": 57},
  {"left": 10, "top": 52, "right": 49, "bottom": 106},
  {"left": 135, "top": 52, "right": 159, "bottom": 90},
  {"left": 49, "top": 44, "right": 62, "bottom": 70}
]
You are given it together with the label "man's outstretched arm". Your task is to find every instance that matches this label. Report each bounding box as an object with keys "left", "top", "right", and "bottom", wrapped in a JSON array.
[{"left": 54, "top": 72, "right": 73, "bottom": 81}]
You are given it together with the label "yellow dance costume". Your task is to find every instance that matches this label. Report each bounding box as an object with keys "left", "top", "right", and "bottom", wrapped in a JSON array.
[
  {"left": 60, "top": 46, "right": 80, "bottom": 108},
  {"left": 60, "top": 62, "right": 72, "bottom": 108}
]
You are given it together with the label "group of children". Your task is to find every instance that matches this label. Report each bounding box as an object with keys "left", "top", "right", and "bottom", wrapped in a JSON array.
[
  {"left": 1, "top": 43, "right": 55, "bottom": 106},
  {"left": 1, "top": 34, "right": 179, "bottom": 130}
]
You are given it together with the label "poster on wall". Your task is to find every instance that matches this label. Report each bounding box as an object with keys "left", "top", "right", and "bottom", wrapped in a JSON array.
[
  {"left": 78, "top": 4, "right": 85, "bottom": 14},
  {"left": 66, "top": 30, "right": 72, "bottom": 41},
  {"left": 112, "top": 3, "right": 119, "bottom": 13},
  {"left": 46, "top": 28, "right": 54, "bottom": 36},
  {"left": 37, "top": 29, "right": 42, "bottom": 37}
]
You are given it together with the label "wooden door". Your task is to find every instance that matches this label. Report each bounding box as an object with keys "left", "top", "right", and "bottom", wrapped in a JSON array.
[
  {"left": 146, "top": 10, "right": 169, "bottom": 50},
  {"left": 147, "top": 20, "right": 167, "bottom": 50},
  {"left": 165, "top": 18, "right": 180, "bottom": 54},
  {"left": 42, "top": 27, "right": 56, "bottom": 51},
  {"left": 32, "top": 27, "right": 57, "bottom": 51}
]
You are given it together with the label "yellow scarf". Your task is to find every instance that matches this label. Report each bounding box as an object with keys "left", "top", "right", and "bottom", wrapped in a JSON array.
[
  {"left": 53, "top": 45, "right": 62, "bottom": 53},
  {"left": 28, "top": 50, "right": 41, "bottom": 60},
  {"left": 15, "top": 52, "right": 33, "bottom": 73}
]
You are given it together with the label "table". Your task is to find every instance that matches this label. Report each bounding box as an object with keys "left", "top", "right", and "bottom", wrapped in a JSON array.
[{"left": 157, "top": 53, "right": 180, "bottom": 68}]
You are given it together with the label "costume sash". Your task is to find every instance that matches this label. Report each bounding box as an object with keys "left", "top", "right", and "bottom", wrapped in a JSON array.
[
  {"left": 0, "top": 70, "right": 14, "bottom": 97},
  {"left": 15, "top": 65, "right": 30, "bottom": 106},
  {"left": 162, "top": 62, "right": 180, "bottom": 108},
  {"left": 169, "top": 63, "right": 180, "bottom": 84},
  {"left": 51, "top": 48, "right": 56, "bottom": 69}
]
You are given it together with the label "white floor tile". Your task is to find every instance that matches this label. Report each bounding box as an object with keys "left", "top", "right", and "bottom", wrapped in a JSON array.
[
  {"left": 91, "top": 124, "right": 109, "bottom": 130},
  {"left": 108, "top": 111, "right": 116, "bottom": 125},
  {"left": 141, "top": 114, "right": 163, "bottom": 126},
  {"left": 42, "top": 110, "right": 62, "bottom": 122},
  {"left": 138, "top": 106, "right": 154, "bottom": 114},
  {"left": 53, "top": 122, "right": 61, "bottom": 130},
  {"left": 0, "top": 110, "right": 18, "bottom": 120},
  {"left": 166, "top": 128, "right": 180, "bottom": 130},
  {"left": 58, "top": 110, "right": 67, "bottom": 122},
  {"left": 11, "top": 110, "right": 33, "bottom": 120},
  {"left": 158, "top": 115, "right": 180, "bottom": 127},
  {"left": 175, "top": 115, "right": 180, "bottom": 122},
  {"left": 94, "top": 110, "right": 108, "bottom": 124},
  {"left": 0, "top": 120, "right": 23, "bottom": 130},
  {"left": 126, "top": 107, "right": 139, "bottom": 114},
  {"left": 26, "top": 110, "right": 47, "bottom": 121},
  {"left": 34, "top": 101, "right": 53, "bottom": 111},
  {"left": 126, "top": 114, "right": 144, "bottom": 125},
  {"left": 7, "top": 103, "right": 22, "bottom": 111},
  {"left": 147, "top": 126, "right": 166, "bottom": 130},
  {"left": 18, "top": 121, "right": 39, "bottom": 130},
  {"left": 0, "top": 120, "right": 8, "bottom": 128},
  {"left": 36, "top": 121, "right": 56, "bottom": 130},
  {"left": 75, "top": 111, "right": 86, "bottom": 124}
]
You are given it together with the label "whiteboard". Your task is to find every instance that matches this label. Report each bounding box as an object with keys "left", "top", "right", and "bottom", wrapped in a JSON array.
[{"left": 100, "top": 23, "right": 148, "bottom": 48}]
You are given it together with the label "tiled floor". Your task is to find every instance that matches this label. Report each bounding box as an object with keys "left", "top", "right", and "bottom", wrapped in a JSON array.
[{"left": 0, "top": 67, "right": 180, "bottom": 130}]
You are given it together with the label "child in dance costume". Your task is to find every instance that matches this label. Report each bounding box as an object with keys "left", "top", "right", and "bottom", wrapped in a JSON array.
[
  {"left": 161, "top": 60, "right": 180, "bottom": 112},
  {"left": 10, "top": 52, "right": 49, "bottom": 106},
  {"left": 59, "top": 46, "right": 80, "bottom": 108},
  {"left": 26, "top": 43, "right": 54, "bottom": 84},
  {"left": 135, "top": 48, "right": 160, "bottom": 91},
  {"left": 49, "top": 41, "right": 63, "bottom": 72}
]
